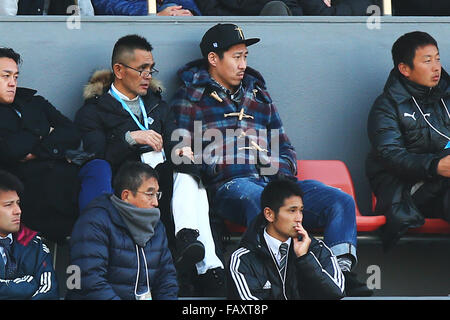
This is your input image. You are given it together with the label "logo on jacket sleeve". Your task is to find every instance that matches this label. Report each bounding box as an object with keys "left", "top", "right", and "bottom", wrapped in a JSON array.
[
  {"left": 403, "top": 112, "right": 416, "bottom": 121},
  {"left": 263, "top": 280, "right": 271, "bottom": 289}
]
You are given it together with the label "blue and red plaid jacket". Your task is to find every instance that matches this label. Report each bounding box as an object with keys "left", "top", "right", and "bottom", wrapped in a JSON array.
[{"left": 170, "top": 59, "right": 297, "bottom": 192}]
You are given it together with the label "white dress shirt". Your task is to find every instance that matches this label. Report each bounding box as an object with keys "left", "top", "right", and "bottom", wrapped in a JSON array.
[
  {"left": 263, "top": 228, "right": 291, "bottom": 266},
  {"left": 0, "top": 233, "right": 13, "bottom": 265}
]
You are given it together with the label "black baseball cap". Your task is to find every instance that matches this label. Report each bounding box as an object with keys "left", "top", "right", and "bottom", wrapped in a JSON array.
[{"left": 200, "top": 23, "right": 260, "bottom": 57}]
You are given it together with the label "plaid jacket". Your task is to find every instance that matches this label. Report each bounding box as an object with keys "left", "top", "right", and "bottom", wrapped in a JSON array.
[{"left": 170, "top": 59, "right": 297, "bottom": 191}]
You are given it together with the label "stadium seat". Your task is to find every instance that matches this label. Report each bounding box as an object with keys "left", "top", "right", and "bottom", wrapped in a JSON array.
[
  {"left": 371, "top": 194, "right": 450, "bottom": 234},
  {"left": 225, "top": 159, "right": 387, "bottom": 234},
  {"left": 297, "top": 160, "right": 386, "bottom": 232}
]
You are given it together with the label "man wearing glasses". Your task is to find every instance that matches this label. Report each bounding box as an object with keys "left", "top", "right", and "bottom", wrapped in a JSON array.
[
  {"left": 75, "top": 34, "right": 225, "bottom": 297},
  {"left": 67, "top": 161, "right": 178, "bottom": 300}
]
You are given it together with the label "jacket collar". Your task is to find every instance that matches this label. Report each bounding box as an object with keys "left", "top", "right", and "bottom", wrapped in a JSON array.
[
  {"left": 83, "top": 194, "right": 129, "bottom": 230},
  {"left": 384, "top": 67, "right": 450, "bottom": 104},
  {"left": 0, "top": 87, "right": 38, "bottom": 109},
  {"left": 177, "top": 59, "right": 268, "bottom": 102},
  {"left": 240, "top": 213, "right": 273, "bottom": 259},
  {"left": 83, "top": 69, "right": 164, "bottom": 101}
]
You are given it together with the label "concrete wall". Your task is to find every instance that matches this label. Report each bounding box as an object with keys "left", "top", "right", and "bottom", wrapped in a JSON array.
[{"left": 2, "top": 16, "right": 450, "bottom": 213}]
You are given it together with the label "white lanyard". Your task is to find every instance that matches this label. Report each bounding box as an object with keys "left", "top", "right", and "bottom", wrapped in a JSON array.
[
  {"left": 411, "top": 96, "right": 450, "bottom": 141},
  {"left": 134, "top": 245, "right": 151, "bottom": 300}
]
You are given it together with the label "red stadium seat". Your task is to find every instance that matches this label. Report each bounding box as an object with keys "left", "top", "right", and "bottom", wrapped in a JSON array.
[
  {"left": 225, "top": 159, "right": 387, "bottom": 234},
  {"left": 297, "top": 160, "right": 386, "bottom": 232},
  {"left": 371, "top": 194, "right": 450, "bottom": 234}
]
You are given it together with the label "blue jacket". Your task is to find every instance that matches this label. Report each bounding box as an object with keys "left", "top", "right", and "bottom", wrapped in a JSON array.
[
  {"left": 0, "top": 233, "right": 59, "bottom": 300},
  {"left": 91, "top": 0, "right": 202, "bottom": 15},
  {"left": 67, "top": 194, "right": 178, "bottom": 300}
]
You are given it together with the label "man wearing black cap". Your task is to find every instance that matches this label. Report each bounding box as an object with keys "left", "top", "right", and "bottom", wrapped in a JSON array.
[{"left": 170, "top": 23, "right": 372, "bottom": 297}]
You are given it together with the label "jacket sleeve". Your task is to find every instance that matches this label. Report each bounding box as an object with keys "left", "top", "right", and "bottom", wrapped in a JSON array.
[
  {"left": 227, "top": 248, "right": 265, "bottom": 300},
  {"left": 32, "top": 96, "right": 81, "bottom": 160},
  {"left": 150, "top": 222, "right": 178, "bottom": 300},
  {"left": 0, "top": 276, "right": 38, "bottom": 300},
  {"left": 265, "top": 101, "right": 298, "bottom": 177},
  {"left": 91, "top": 0, "right": 148, "bottom": 15},
  {"left": 75, "top": 103, "right": 108, "bottom": 158},
  {"left": 69, "top": 210, "right": 121, "bottom": 300},
  {"left": 0, "top": 128, "right": 39, "bottom": 165},
  {"left": 295, "top": 239, "right": 345, "bottom": 300},
  {"left": 0, "top": 238, "right": 59, "bottom": 300},
  {"left": 367, "top": 95, "right": 441, "bottom": 180},
  {"left": 30, "top": 237, "right": 60, "bottom": 300}
]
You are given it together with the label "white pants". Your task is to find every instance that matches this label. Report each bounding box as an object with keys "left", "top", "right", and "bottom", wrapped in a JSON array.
[{"left": 172, "top": 172, "right": 224, "bottom": 275}]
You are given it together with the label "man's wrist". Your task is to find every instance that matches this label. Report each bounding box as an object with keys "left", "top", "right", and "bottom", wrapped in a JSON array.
[{"left": 125, "top": 131, "right": 137, "bottom": 146}]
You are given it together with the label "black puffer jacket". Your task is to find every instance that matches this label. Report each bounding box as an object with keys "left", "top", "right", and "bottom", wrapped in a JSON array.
[
  {"left": 366, "top": 68, "right": 450, "bottom": 249},
  {"left": 227, "top": 214, "right": 345, "bottom": 300}
]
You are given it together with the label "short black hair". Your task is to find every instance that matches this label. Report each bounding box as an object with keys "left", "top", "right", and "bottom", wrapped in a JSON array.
[
  {"left": 0, "top": 47, "right": 22, "bottom": 65},
  {"left": 113, "top": 162, "right": 158, "bottom": 198},
  {"left": 260, "top": 178, "right": 303, "bottom": 216},
  {"left": 0, "top": 170, "right": 24, "bottom": 194},
  {"left": 392, "top": 31, "right": 438, "bottom": 69},
  {"left": 111, "top": 34, "right": 153, "bottom": 68}
]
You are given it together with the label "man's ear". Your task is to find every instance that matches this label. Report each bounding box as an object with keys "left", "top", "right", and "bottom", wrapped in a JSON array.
[
  {"left": 263, "top": 207, "right": 275, "bottom": 223},
  {"left": 112, "top": 63, "right": 124, "bottom": 80},
  {"left": 398, "top": 62, "right": 412, "bottom": 78},
  {"left": 207, "top": 52, "right": 218, "bottom": 67},
  {"left": 121, "top": 189, "right": 130, "bottom": 202}
]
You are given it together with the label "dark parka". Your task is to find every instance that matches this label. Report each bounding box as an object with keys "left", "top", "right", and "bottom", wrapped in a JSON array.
[
  {"left": 366, "top": 68, "right": 450, "bottom": 250},
  {"left": 227, "top": 214, "right": 345, "bottom": 300},
  {"left": 0, "top": 88, "right": 81, "bottom": 241},
  {"left": 75, "top": 70, "right": 200, "bottom": 247},
  {"left": 67, "top": 194, "right": 178, "bottom": 300}
]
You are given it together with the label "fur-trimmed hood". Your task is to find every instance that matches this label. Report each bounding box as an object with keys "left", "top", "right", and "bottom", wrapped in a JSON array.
[{"left": 83, "top": 69, "right": 164, "bottom": 100}]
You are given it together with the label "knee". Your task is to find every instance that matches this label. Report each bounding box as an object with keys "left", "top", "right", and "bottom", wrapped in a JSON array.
[
  {"left": 330, "top": 191, "right": 356, "bottom": 218},
  {"left": 260, "top": 1, "right": 292, "bottom": 16}
]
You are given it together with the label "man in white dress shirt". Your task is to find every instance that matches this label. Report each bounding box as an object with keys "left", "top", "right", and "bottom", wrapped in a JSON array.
[{"left": 228, "top": 178, "right": 345, "bottom": 300}]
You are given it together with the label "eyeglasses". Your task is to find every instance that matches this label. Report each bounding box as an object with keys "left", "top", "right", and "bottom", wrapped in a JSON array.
[
  {"left": 120, "top": 63, "right": 159, "bottom": 78},
  {"left": 135, "top": 190, "right": 162, "bottom": 200}
]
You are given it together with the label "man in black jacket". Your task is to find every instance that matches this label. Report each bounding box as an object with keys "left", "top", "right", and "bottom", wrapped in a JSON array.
[
  {"left": 0, "top": 47, "right": 82, "bottom": 242},
  {"left": 366, "top": 31, "right": 450, "bottom": 250},
  {"left": 75, "top": 35, "right": 226, "bottom": 297},
  {"left": 228, "top": 178, "right": 345, "bottom": 299}
]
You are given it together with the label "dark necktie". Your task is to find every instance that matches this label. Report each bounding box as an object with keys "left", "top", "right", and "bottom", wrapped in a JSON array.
[
  {"left": 279, "top": 243, "right": 288, "bottom": 278},
  {"left": 0, "top": 238, "right": 17, "bottom": 279}
]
